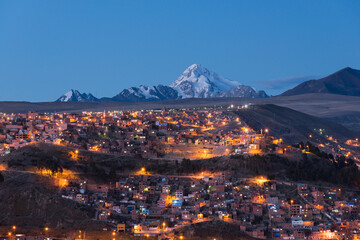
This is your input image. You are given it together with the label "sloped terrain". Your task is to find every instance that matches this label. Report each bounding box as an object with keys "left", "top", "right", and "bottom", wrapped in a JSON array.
[
  {"left": 282, "top": 67, "right": 360, "bottom": 96},
  {"left": 173, "top": 220, "right": 255, "bottom": 240},
  {"left": 234, "top": 104, "right": 358, "bottom": 143},
  {"left": 1, "top": 143, "right": 144, "bottom": 183},
  {"left": 3, "top": 142, "right": 360, "bottom": 189},
  {"left": 0, "top": 171, "right": 106, "bottom": 229}
]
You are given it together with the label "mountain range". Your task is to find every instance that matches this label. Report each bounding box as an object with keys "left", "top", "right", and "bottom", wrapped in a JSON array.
[
  {"left": 56, "top": 65, "right": 360, "bottom": 103},
  {"left": 56, "top": 64, "right": 268, "bottom": 102}
]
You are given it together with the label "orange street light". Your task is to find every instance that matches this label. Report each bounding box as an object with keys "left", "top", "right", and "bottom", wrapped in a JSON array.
[
  {"left": 264, "top": 129, "right": 269, "bottom": 133},
  {"left": 8, "top": 232, "right": 12, "bottom": 236},
  {"left": 12, "top": 226, "right": 16, "bottom": 230},
  {"left": 75, "top": 150, "right": 79, "bottom": 154},
  {"left": 45, "top": 227, "right": 49, "bottom": 231}
]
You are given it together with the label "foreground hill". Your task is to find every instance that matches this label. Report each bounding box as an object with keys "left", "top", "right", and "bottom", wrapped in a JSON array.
[
  {"left": 281, "top": 67, "right": 360, "bottom": 96},
  {"left": 173, "top": 220, "right": 254, "bottom": 240},
  {"left": 1, "top": 143, "right": 145, "bottom": 183},
  {"left": 2, "top": 142, "right": 360, "bottom": 188},
  {"left": 0, "top": 171, "right": 107, "bottom": 229}
]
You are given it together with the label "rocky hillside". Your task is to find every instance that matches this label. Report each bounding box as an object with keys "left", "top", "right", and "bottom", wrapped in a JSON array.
[{"left": 0, "top": 171, "right": 107, "bottom": 229}]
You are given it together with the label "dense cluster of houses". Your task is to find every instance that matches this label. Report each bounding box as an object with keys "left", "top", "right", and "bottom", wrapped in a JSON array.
[
  {"left": 2, "top": 107, "right": 356, "bottom": 161},
  {"left": 2, "top": 171, "right": 360, "bottom": 239},
  {"left": 1, "top": 107, "right": 360, "bottom": 239},
  {"left": 51, "top": 171, "right": 360, "bottom": 239},
  {"left": 0, "top": 108, "right": 289, "bottom": 159}
]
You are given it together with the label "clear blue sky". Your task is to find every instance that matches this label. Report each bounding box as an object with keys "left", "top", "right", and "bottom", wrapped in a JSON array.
[{"left": 0, "top": 0, "right": 359, "bottom": 101}]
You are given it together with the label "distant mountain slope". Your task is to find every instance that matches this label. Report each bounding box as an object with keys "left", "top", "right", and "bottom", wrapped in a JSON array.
[
  {"left": 235, "top": 104, "right": 358, "bottom": 144},
  {"left": 56, "top": 89, "right": 99, "bottom": 102},
  {"left": 281, "top": 67, "right": 360, "bottom": 96}
]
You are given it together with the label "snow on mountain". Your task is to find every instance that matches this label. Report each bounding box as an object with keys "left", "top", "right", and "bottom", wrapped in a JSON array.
[
  {"left": 217, "top": 85, "right": 268, "bottom": 98},
  {"left": 170, "top": 64, "right": 240, "bottom": 98},
  {"left": 55, "top": 64, "right": 267, "bottom": 102},
  {"left": 56, "top": 90, "right": 99, "bottom": 102},
  {"left": 112, "top": 85, "right": 178, "bottom": 102}
]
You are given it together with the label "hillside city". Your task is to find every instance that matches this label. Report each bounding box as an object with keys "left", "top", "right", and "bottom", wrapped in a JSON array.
[
  {"left": 1, "top": 1, "right": 360, "bottom": 239},
  {"left": 1, "top": 105, "right": 360, "bottom": 239}
]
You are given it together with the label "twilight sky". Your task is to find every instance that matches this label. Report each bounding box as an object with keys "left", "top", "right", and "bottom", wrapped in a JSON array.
[{"left": 0, "top": 0, "right": 359, "bottom": 101}]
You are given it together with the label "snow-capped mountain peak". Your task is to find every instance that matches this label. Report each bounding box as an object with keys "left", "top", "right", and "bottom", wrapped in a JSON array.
[
  {"left": 217, "top": 85, "right": 268, "bottom": 98},
  {"left": 112, "top": 85, "right": 178, "bottom": 102},
  {"left": 56, "top": 89, "right": 98, "bottom": 102},
  {"left": 55, "top": 64, "right": 267, "bottom": 102},
  {"left": 170, "top": 64, "right": 240, "bottom": 98}
]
